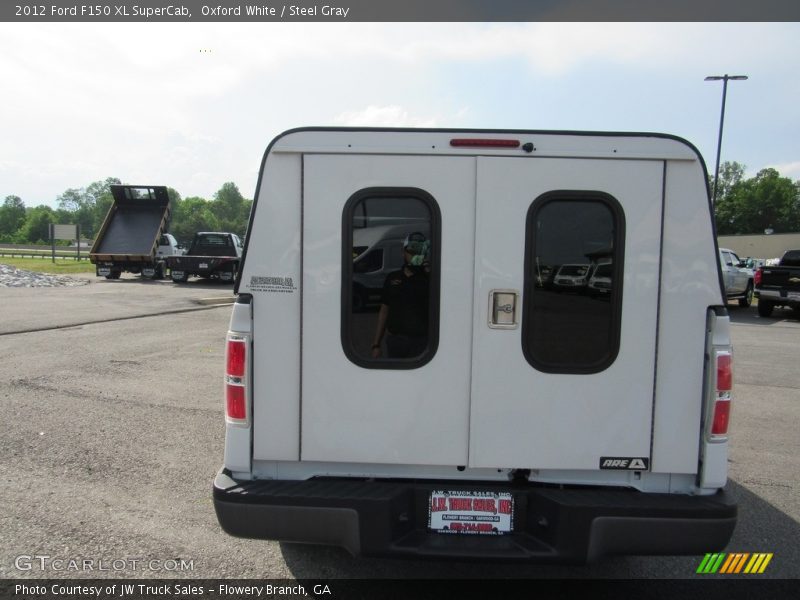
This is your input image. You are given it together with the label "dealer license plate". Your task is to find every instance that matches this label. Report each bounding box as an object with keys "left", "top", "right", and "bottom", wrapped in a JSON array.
[
  {"left": 428, "top": 490, "right": 513, "bottom": 535},
  {"left": 199, "top": 263, "right": 209, "bottom": 269}
]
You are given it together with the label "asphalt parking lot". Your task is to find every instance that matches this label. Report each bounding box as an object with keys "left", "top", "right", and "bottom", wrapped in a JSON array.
[{"left": 0, "top": 276, "right": 798, "bottom": 580}]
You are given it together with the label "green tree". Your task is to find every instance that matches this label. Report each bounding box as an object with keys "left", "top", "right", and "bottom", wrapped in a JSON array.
[
  {"left": 211, "top": 182, "right": 249, "bottom": 236},
  {"left": 56, "top": 178, "right": 121, "bottom": 239},
  {"left": 17, "top": 205, "right": 55, "bottom": 243},
  {"left": 716, "top": 167, "right": 799, "bottom": 234},
  {"left": 170, "top": 196, "right": 220, "bottom": 244},
  {"left": 167, "top": 186, "right": 182, "bottom": 215},
  {"left": 711, "top": 161, "right": 747, "bottom": 234},
  {"left": 87, "top": 177, "right": 121, "bottom": 237},
  {"left": 0, "top": 195, "right": 26, "bottom": 239}
]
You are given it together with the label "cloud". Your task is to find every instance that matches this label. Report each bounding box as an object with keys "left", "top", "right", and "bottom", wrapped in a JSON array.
[
  {"left": 1, "top": 22, "right": 798, "bottom": 207},
  {"left": 333, "top": 105, "right": 439, "bottom": 127},
  {"left": 769, "top": 161, "right": 800, "bottom": 180}
]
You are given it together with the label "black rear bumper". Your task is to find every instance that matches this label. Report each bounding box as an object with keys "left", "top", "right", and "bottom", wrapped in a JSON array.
[{"left": 213, "top": 470, "right": 736, "bottom": 563}]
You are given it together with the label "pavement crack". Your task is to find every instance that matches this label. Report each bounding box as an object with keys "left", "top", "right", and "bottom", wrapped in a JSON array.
[{"left": 0, "top": 304, "right": 229, "bottom": 337}]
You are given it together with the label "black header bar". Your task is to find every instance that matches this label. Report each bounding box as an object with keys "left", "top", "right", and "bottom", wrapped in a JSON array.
[{"left": 3, "top": 0, "right": 800, "bottom": 22}]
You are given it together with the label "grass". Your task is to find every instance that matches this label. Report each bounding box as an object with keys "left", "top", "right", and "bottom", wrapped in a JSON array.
[{"left": 0, "top": 257, "right": 96, "bottom": 274}]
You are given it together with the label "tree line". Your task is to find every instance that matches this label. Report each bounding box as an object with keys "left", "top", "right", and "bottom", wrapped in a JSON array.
[
  {"left": 711, "top": 162, "right": 800, "bottom": 235},
  {"left": 1, "top": 163, "right": 798, "bottom": 245},
  {"left": 0, "top": 177, "right": 252, "bottom": 246}
]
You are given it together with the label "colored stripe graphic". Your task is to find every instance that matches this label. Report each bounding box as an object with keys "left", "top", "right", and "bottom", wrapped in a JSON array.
[
  {"left": 697, "top": 553, "right": 773, "bottom": 574},
  {"left": 744, "top": 553, "right": 773, "bottom": 574}
]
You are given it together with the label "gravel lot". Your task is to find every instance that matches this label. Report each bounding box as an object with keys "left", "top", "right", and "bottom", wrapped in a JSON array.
[
  {"left": 0, "top": 273, "right": 798, "bottom": 581},
  {"left": 0, "top": 264, "right": 90, "bottom": 288}
]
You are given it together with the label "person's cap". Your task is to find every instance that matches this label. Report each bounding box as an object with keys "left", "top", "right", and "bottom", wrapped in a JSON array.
[{"left": 403, "top": 232, "right": 427, "bottom": 255}]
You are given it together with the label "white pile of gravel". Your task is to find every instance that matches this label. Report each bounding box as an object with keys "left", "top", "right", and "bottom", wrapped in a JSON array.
[{"left": 0, "top": 263, "right": 91, "bottom": 288}]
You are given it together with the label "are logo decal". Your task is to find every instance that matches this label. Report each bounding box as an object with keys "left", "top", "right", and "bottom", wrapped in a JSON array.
[{"left": 599, "top": 457, "right": 650, "bottom": 470}]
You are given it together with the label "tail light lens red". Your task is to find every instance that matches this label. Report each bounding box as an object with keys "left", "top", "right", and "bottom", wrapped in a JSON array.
[
  {"left": 754, "top": 267, "right": 762, "bottom": 287},
  {"left": 716, "top": 353, "right": 732, "bottom": 392},
  {"left": 710, "top": 351, "right": 733, "bottom": 439},
  {"left": 225, "top": 336, "right": 248, "bottom": 424},
  {"left": 711, "top": 400, "right": 731, "bottom": 436},
  {"left": 227, "top": 338, "right": 246, "bottom": 378},
  {"left": 226, "top": 384, "right": 246, "bottom": 421}
]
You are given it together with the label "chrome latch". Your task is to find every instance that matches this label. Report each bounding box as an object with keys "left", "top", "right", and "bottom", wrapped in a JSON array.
[{"left": 488, "top": 290, "right": 519, "bottom": 329}]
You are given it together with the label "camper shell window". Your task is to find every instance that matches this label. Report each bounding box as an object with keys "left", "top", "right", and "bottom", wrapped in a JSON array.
[
  {"left": 341, "top": 188, "right": 441, "bottom": 370},
  {"left": 522, "top": 191, "right": 625, "bottom": 374}
]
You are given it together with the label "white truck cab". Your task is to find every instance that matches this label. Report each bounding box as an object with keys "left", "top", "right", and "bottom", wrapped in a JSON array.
[
  {"left": 214, "top": 128, "right": 736, "bottom": 562},
  {"left": 156, "top": 233, "right": 182, "bottom": 258}
]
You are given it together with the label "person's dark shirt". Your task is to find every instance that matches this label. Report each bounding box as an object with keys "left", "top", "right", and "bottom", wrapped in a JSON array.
[{"left": 382, "top": 267, "right": 429, "bottom": 338}]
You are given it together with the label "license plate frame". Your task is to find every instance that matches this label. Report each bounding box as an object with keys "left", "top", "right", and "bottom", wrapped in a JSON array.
[{"left": 428, "top": 490, "right": 514, "bottom": 535}]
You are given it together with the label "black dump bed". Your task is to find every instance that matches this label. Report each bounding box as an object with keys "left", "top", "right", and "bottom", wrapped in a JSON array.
[{"left": 91, "top": 186, "right": 170, "bottom": 258}]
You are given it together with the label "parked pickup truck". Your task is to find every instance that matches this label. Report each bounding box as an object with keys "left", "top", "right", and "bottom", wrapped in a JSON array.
[
  {"left": 719, "top": 247, "right": 754, "bottom": 307},
  {"left": 754, "top": 249, "right": 800, "bottom": 317},
  {"left": 166, "top": 232, "right": 243, "bottom": 283},
  {"left": 90, "top": 185, "right": 180, "bottom": 279},
  {"left": 214, "top": 128, "right": 737, "bottom": 563}
]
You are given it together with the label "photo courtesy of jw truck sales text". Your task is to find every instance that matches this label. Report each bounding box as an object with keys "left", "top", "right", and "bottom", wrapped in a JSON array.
[{"left": 212, "top": 127, "right": 737, "bottom": 562}]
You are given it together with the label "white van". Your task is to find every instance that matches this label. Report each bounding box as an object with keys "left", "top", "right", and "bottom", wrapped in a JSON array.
[{"left": 214, "top": 128, "right": 736, "bottom": 562}]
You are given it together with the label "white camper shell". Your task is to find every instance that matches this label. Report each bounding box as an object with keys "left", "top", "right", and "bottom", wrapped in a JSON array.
[{"left": 214, "top": 128, "right": 736, "bottom": 562}]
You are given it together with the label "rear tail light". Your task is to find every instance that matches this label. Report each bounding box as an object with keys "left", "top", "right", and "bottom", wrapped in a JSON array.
[
  {"left": 754, "top": 267, "right": 762, "bottom": 287},
  {"left": 225, "top": 335, "right": 248, "bottom": 425},
  {"left": 710, "top": 351, "right": 733, "bottom": 439}
]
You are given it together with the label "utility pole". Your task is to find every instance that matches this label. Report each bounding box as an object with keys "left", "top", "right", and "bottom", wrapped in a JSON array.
[{"left": 705, "top": 74, "right": 748, "bottom": 204}]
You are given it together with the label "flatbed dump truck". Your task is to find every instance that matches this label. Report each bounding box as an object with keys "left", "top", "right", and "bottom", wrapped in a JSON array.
[{"left": 90, "top": 185, "right": 180, "bottom": 279}]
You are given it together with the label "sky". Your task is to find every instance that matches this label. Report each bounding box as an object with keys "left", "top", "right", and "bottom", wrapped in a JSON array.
[{"left": 1, "top": 22, "right": 799, "bottom": 209}]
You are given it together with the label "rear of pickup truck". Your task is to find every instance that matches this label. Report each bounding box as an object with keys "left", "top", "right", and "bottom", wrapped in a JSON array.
[
  {"left": 755, "top": 250, "right": 800, "bottom": 317},
  {"left": 211, "top": 128, "right": 738, "bottom": 563},
  {"left": 166, "top": 232, "right": 243, "bottom": 283}
]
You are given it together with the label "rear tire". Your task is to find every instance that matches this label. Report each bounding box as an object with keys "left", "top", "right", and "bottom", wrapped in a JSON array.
[
  {"left": 738, "top": 282, "right": 754, "bottom": 307},
  {"left": 757, "top": 300, "right": 774, "bottom": 318}
]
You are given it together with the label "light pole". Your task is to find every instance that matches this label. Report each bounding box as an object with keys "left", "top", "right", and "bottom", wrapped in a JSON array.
[{"left": 705, "top": 74, "right": 748, "bottom": 204}]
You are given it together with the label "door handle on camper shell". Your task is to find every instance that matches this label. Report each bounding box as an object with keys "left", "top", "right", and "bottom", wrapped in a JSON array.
[{"left": 488, "top": 290, "right": 519, "bottom": 329}]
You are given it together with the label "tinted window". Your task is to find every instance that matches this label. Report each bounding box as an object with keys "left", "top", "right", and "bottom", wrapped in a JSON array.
[
  {"left": 342, "top": 189, "right": 440, "bottom": 369},
  {"left": 522, "top": 193, "right": 624, "bottom": 373},
  {"left": 354, "top": 248, "right": 384, "bottom": 274}
]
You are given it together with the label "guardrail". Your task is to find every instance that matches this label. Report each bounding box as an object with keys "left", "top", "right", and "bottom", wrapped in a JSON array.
[{"left": 0, "top": 250, "right": 89, "bottom": 260}]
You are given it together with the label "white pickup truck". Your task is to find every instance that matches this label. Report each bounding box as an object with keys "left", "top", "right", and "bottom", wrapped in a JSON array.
[{"left": 213, "top": 128, "right": 736, "bottom": 562}]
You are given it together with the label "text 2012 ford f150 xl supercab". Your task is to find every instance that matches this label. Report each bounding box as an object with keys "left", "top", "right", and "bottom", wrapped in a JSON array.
[{"left": 212, "top": 128, "right": 737, "bottom": 563}]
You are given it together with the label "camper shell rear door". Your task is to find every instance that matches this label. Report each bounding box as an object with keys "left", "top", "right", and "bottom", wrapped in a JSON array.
[{"left": 299, "top": 146, "right": 664, "bottom": 471}]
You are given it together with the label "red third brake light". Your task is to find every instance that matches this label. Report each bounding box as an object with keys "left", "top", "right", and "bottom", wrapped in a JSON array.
[
  {"left": 450, "top": 138, "right": 520, "bottom": 148},
  {"left": 225, "top": 336, "right": 247, "bottom": 424}
]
